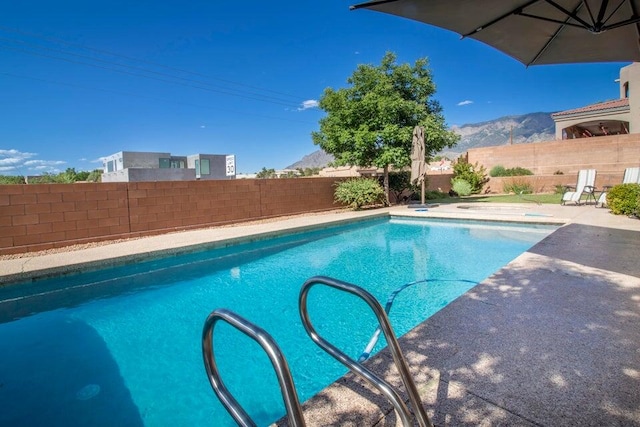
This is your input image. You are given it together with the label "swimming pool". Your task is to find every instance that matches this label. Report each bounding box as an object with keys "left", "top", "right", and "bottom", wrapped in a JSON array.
[{"left": 0, "top": 217, "right": 556, "bottom": 426}]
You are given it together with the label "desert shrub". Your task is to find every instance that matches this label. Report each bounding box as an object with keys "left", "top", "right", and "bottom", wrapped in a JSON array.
[
  {"left": 554, "top": 170, "right": 564, "bottom": 175},
  {"left": 489, "top": 165, "right": 506, "bottom": 177},
  {"left": 452, "top": 156, "right": 488, "bottom": 194},
  {"left": 334, "top": 178, "right": 384, "bottom": 210},
  {"left": 507, "top": 167, "right": 533, "bottom": 176},
  {"left": 607, "top": 183, "right": 640, "bottom": 215},
  {"left": 490, "top": 165, "right": 533, "bottom": 177},
  {"left": 503, "top": 179, "right": 533, "bottom": 194},
  {"left": 451, "top": 178, "right": 472, "bottom": 196}
]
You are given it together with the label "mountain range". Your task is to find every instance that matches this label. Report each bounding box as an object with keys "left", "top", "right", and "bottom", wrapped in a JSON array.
[{"left": 287, "top": 112, "right": 556, "bottom": 169}]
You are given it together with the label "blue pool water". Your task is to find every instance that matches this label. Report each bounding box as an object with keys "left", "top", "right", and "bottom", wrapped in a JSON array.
[{"left": 0, "top": 217, "right": 556, "bottom": 426}]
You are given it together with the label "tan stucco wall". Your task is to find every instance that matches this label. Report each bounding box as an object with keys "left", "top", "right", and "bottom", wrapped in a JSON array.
[
  {"left": 620, "top": 62, "right": 640, "bottom": 133},
  {"left": 467, "top": 133, "right": 640, "bottom": 176}
]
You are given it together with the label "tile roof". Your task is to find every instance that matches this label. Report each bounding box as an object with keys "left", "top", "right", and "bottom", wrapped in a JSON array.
[{"left": 552, "top": 98, "right": 629, "bottom": 117}]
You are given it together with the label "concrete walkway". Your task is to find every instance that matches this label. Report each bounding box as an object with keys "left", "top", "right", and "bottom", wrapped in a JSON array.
[
  {"left": 277, "top": 204, "right": 640, "bottom": 427},
  {"left": 1, "top": 202, "right": 639, "bottom": 426}
]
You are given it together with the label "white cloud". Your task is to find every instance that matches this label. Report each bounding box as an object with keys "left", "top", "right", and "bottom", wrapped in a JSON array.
[
  {"left": 457, "top": 100, "right": 474, "bottom": 106},
  {"left": 298, "top": 99, "right": 319, "bottom": 111},
  {"left": 0, "top": 149, "right": 65, "bottom": 174},
  {"left": 24, "top": 160, "right": 66, "bottom": 166},
  {"left": 0, "top": 149, "right": 37, "bottom": 166}
]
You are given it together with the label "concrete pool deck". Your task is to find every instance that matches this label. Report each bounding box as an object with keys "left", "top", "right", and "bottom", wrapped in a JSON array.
[{"left": 1, "top": 202, "right": 639, "bottom": 426}]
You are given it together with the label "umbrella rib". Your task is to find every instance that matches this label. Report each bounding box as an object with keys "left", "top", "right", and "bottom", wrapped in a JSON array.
[
  {"left": 461, "top": 0, "right": 540, "bottom": 37},
  {"left": 583, "top": 0, "right": 598, "bottom": 25},
  {"left": 605, "top": 15, "right": 640, "bottom": 30},
  {"left": 596, "top": 0, "right": 611, "bottom": 24},
  {"left": 600, "top": 0, "right": 629, "bottom": 27},
  {"left": 349, "top": 0, "right": 399, "bottom": 11},
  {"left": 627, "top": 0, "right": 640, "bottom": 55},
  {"left": 517, "top": 12, "right": 588, "bottom": 28},
  {"left": 528, "top": 1, "right": 586, "bottom": 65},
  {"left": 543, "top": 0, "right": 593, "bottom": 29}
]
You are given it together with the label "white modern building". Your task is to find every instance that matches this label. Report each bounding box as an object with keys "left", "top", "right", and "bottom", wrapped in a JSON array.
[{"left": 101, "top": 151, "right": 236, "bottom": 182}]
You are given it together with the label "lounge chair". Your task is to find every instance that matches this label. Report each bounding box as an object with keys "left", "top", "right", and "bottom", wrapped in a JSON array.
[
  {"left": 596, "top": 167, "right": 640, "bottom": 207},
  {"left": 561, "top": 169, "right": 597, "bottom": 205}
]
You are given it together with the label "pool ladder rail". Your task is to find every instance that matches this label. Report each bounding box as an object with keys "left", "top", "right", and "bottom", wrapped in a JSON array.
[
  {"left": 202, "top": 308, "right": 306, "bottom": 427},
  {"left": 202, "top": 275, "right": 433, "bottom": 427}
]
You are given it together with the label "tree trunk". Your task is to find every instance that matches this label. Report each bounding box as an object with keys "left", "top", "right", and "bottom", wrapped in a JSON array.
[{"left": 383, "top": 165, "right": 390, "bottom": 206}]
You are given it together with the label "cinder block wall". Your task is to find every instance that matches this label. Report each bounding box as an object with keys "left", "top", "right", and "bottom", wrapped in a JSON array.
[
  {"left": 0, "top": 178, "right": 339, "bottom": 255},
  {"left": 0, "top": 183, "right": 130, "bottom": 254}
]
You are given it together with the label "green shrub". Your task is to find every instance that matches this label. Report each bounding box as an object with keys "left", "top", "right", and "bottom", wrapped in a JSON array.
[
  {"left": 490, "top": 165, "right": 533, "bottom": 177},
  {"left": 554, "top": 184, "right": 566, "bottom": 194},
  {"left": 334, "top": 178, "right": 385, "bottom": 210},
  {"left": 490, "top": 165, "right": 506, "bottom": 177},
  {"left": 408, "top": 189, "right": 448, "bottom": 201},
  {"left": 503, "top": 179, "right": 533, "bottom": 194},
  {"left": 452, "top": 156, "right": 488, "bottom": 194},
  {"left": 451, "top": 178, "right": 472, "bottom": 196},
  {"left": 607, "top": 183, "right": 640, "bottom": 215}
]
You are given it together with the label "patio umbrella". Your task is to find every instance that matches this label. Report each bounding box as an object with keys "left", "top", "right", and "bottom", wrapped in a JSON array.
[
  {"left": 410, "top": 125, "right": 427, "bottom": 205},
  {"left": 350, "top": 0, "right": 640, "bottom": 65}
]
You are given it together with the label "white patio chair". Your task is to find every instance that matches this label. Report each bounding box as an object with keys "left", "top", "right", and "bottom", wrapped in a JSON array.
[{"left": 561, "top": 169, "right": 597, "bottom": 206}]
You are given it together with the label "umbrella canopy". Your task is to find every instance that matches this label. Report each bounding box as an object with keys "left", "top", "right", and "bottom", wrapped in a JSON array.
[
  {"left": 351, "top": 0, "right": 640, "bottom": 65},
  {"left": 410, "top": 125, "right": 426, "bottom": 185}
]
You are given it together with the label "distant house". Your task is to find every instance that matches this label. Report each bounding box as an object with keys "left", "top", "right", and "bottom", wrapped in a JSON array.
[
  {"left": 319, "top": 165, "right": 383, "bottom": 177},
  {"left": 101, "top": 151, "right": 236, "bottom": 182},
  {"left": 552, "top": 62, "right": 639, "bottom": 139}
]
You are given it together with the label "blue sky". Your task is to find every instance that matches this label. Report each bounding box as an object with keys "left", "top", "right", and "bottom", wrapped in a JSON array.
[{"left": 0, "top": 1, "right": 628, "bottom": 175}]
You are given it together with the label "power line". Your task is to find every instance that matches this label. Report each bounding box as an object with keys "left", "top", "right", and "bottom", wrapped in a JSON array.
[
  {"left": 0, "top": 39, "right": 302, "bottom": 108},
  {"left": 0, "top": 71, "right": 317, "bottom": 125},
  {"left": 0, "top": 25, "right": 302, "bottom": 101},
  {"left": 0, "top": 25, "right": 317, "bottom": 109}
]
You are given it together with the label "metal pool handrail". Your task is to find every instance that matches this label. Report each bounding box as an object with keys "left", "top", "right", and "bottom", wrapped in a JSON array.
[
  {"left": 202, "top": 308, "right": 306, "bottom": 427},
  {"left": 299, "top": 276, "right": 433, "bottom": 427}
]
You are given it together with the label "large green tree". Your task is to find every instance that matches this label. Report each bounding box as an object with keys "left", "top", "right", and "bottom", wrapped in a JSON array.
[{"left": 312, "top": 52, "right": 459, "bottom": 204}]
